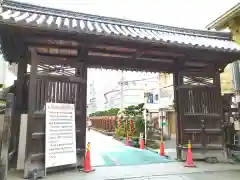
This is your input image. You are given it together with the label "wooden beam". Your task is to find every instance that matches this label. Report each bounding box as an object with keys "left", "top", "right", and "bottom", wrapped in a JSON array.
[
  {"left": 2, "top": 26, "right": 239, "bottom": 73},
  {"left": 37, "top": 55, "right": 80, "bottom": 67},
  {"left": 36, "top": 52, "right": 77, "bottom": 59},
  {"left": 35, "top": 48, "right": 179, "bottom": 63},
  {"left": 32, "top": 51, "right": 219, "bottom": 73},
  {"left": 27, "top": 42, "right": 78, "bottom": 49},
  {"left": 88, "top": 48, "right": 135, "bottom": 57},
  {"left": 86, "top": 55, "right": 174, "bottom": 72},
  {"left": 18, "top": 29, "right": 240, "bottom": 62}
]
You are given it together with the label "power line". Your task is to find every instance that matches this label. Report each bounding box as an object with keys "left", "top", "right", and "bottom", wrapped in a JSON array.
[
  {"left": 104, "top": 75, "right": 159, "bottom": 96},
  {"left": 104, "top": 75, "right": 161, "bottom": 105}
]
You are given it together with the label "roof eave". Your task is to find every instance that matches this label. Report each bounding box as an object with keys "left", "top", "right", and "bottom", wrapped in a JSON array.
[{"left": 206, "top": 3, "right": 240, "bottom": 30}]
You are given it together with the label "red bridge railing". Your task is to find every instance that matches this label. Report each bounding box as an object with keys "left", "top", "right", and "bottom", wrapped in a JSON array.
[{"left": 90, "top": 116, "right": 117, "bottom": 132}]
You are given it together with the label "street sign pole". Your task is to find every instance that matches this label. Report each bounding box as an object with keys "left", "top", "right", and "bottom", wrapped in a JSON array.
[
  {"left": 160, "top": 109, "right": 163, "bottom": 144},
  {"left": 143, "top": 84, "right": 148, "bottom": 145},
  {"left": 158, "top": 73, "right": 163, "bottom": 143},
  {"left": 144, "top": 109, "right": 148, "bottom": 145}
]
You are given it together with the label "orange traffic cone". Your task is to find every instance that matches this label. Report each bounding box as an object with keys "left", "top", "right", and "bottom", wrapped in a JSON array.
[
  {"left": 185, "top": 140, "right": 196, "bottom": 167},
  {"left": 80, "top": 142, "right": 95, "bottom": 173},
  {"left": 139, "top": 138, "right": 145, "bottom": 149},
  {"left": 160, "top": 142, "right": 165, "bottom": 156}
]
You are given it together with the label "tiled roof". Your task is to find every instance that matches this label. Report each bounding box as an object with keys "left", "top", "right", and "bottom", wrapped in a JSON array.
[
  {"left": 0, "top": 0, "right": 240, "bottom": 52},
  {"left": 206, "top": 3, "right": 240, "bottom": 30}
]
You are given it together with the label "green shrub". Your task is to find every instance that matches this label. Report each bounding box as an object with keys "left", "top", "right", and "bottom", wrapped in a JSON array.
[
  {"left": 89, "top": 108, "right": 120, "bottom": 117},
  {"left": 131, "top": 138, "right": 140, "bottom": 148},
  {"left": 0, "top": 100, "right": 6, "bottom": 105},
  {"left": 134, "top": 116, "right": 145, "bottom": 135},
  {"left": 131, "top": 136, "right": 139, "bottom": 142},
  {"left": 115, "top": 128, "right": 125, "bottom": 137}
]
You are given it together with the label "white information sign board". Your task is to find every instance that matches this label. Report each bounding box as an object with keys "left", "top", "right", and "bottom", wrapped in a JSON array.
[{"left": 45, "top": 103, "right": 76, "bottom": 168}]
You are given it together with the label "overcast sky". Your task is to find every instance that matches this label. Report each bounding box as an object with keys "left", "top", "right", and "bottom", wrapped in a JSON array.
[
  {"left": 18, "top": 0, "right": 239, "bottom": 29},
  {"left": 16, "top": 0, "right": 240, "bottom": 109}
]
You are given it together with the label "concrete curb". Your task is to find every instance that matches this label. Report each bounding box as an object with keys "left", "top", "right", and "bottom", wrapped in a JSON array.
[
  {"left": 91, "top": 128, "right": 114, "bottom": 136},
  {"left": 145, "top": 146, "right": 173, "bottom": 160},
  {"left": 113, "top": 136, "right": 143, "bottom": 149}
]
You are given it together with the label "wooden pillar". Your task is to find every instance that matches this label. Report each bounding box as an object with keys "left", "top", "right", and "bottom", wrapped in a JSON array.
[
  {"left": 214, "top": 72, "right": 222, "bottom": 112},
  {"left": 24, "top": 49, "right": 38, "bottom": 178},
  {"left": 75, "top": 63, "right": 87, "bottom": 151},
  {"left": 173, "top": 70, "right": 182, "bottom": 160},
  {"left": 10, "top": 46, "right": 28, "bottom": 169},
  {"left": 75, "top": 47, "right": 88, "bottom": 164},
  {"left": 214, "top": 72, "right": 226, "bottom": 149}
]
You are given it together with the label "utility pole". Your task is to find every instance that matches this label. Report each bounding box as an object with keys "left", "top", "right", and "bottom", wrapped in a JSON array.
[
  {"left": 91, "top": 80, "right": 97, "bottom": 113},
  {"left": 158, "top": 73, "right": 161, "bottom": 129},
  {"left": 120, "top": 70, "right": 124, "bottom": 111},
  {"left": 158, "top": 72, "right": 165, "bottom": 155},
  {"left": 143, "top": 83, "right": 148, "bottom": 145}
]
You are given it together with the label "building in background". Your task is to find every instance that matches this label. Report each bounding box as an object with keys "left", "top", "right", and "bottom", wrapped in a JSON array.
[
  {"left": 104, "top": 74, "right": 159, "bottom": 110},
  {"left": 220, "top": 64, "right": 233, "bottom": 94},
  {"left": 87, "top": 80, "right": 97, "bottom": 115},
  {"left": 206, "top": 2, "right": 240, "bottom": 140},
  {"left": 158, "top": 73, "right": 174, "bottom": 108},
  {"left": 0, "top": 54, "right": 7, "bottom": 87},
  {"left": 104, "top": 72, "right": 176, "bottom": 111},
  {"left": 206, "top": 3, "right": 238, "bottom": 96},
  {"left": 0, "top": 54, "right": 17, "bottom": 88}
]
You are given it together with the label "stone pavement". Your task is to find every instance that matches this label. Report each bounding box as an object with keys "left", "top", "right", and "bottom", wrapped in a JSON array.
[
  {"left": 85, "top": 129, "right": 125, "bottom": 166},
  {"left": 7, "top": 130, "right": 240, "bottom": 179},
  {"left": 8, "top": 161, "right": 240, "bottom": 179},
  {"left": 86, "top": 129, "right": 171, "bottom": 166},
  {"left": 148, "top": 138, "right": 177, "bottom": 160}
]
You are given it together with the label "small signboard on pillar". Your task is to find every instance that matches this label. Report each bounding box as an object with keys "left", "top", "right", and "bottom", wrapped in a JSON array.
[{"left": 45, "top": 103, "right": 77, "bottom": 172}]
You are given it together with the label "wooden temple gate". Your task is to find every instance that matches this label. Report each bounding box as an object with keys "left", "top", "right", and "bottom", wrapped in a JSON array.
[
  {"left": 23, "top": 50, "right": 87, "bottom": 177},
  {"left": 175, "top": 72, "right": 224, "bottom": 160},
  {"left": 0, "top": 0, "right": 240, "bottom": 179}
]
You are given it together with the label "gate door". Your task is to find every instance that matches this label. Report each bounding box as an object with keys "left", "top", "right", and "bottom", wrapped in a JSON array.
[
  {"left": 177, "top": 72, "right": 224, "bottom": 154},
  {"left": 24, "top": 52, "right": 87, "bottom": 178}
]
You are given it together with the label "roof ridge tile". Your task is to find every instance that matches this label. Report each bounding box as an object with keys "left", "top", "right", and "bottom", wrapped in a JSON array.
[
  {"left": 1, "top": 0, "right": 232, "bottom": 40},
  {"left": 0, "top": 0, "right": 239, "bottom": 53}
]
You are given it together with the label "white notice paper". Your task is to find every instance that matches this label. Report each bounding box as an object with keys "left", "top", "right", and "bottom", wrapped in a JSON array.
[{"left": 45, "top": 103, "right": 76, "bottom": 168}]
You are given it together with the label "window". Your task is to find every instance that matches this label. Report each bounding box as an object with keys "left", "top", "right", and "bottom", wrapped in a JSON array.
[{"left": 147, "top": 93, "right": 154, "bottom": 103}]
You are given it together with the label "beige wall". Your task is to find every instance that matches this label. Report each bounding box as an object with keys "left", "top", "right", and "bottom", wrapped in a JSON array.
[
  {"left": 221, "top": 63, "right": 233, "bottom": 94},
  {"left": 159, "top": 73, "right": 172, "bottom": 88}
]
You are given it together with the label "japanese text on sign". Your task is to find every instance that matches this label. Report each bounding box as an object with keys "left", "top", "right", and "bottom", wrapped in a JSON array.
[{"left": 45, "top": 103, "right": 76, "bottom": 168}]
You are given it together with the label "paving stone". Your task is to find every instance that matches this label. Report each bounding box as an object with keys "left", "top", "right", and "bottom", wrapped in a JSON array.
[{"left": 7, "top": 130, "right": 240, "bottom": 179}]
